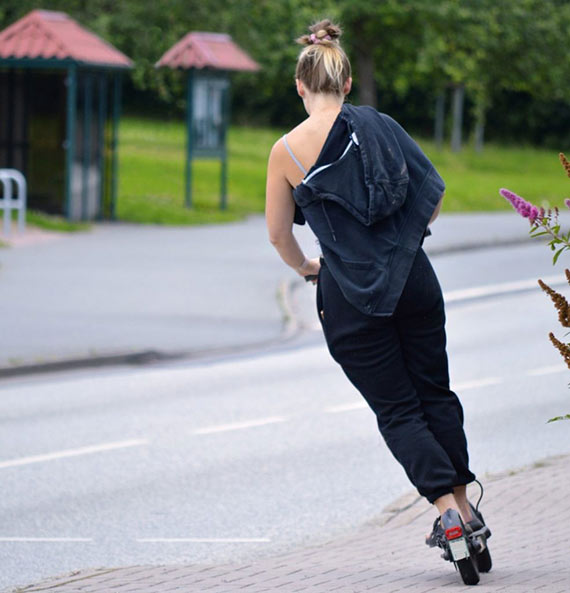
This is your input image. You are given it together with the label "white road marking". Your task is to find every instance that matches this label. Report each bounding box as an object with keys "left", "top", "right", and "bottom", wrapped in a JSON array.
[
  {"left": 0, "top": 537, "right": 92, "bottom": 542},
  {"left": 452, "top": 377, "right": 503, "bottom": 391},
  {"left": 136, "top": 538, "right": 271, "bottom": 543},
  {"left": 194, "top": 417, "right": 287, "bottom": 435},
  {"left": 325, "top": 401, "right": 368, "bottom": 414},
  {"left": 444, "top": 274, "right": 566, "bottom": 303},
  {"left": 526, "top": 364, "right": 568, "bottom": 376},
  {"left": 0, "top": 439, "right": 148, "bottom": 470}
]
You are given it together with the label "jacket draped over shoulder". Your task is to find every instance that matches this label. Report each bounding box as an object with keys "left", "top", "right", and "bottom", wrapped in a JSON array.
[{"left": 293, "top": 103, "right": 445, "bottom": 316}]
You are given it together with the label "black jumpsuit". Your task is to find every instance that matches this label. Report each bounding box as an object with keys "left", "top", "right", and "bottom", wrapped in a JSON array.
[
  {"left": 316, "top": 249, "right": 475, "bottom": 503},
  {"left": 284, "top": 109, "right": 476, "bottom": 504}
]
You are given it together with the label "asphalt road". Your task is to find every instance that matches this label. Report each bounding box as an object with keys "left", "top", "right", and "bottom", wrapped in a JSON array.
[{"left": 2, "top": 241, "right": 570, "bottom": 592}]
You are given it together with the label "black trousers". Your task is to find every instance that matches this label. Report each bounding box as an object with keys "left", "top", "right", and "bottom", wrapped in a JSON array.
[{"left": 316, "top": 248, "right": 475, "bottom": 503}]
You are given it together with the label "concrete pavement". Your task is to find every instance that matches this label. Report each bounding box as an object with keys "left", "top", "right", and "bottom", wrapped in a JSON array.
[
  {"left": 1, "top": 211, "right": 566, "bottom": 377},
  {"left": 10, "top": 453, "right": 570, "bottom": 592}
]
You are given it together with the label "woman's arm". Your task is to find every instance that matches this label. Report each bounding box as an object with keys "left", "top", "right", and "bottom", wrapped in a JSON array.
[{"left": 265, "top": 141, "right": 320, "bottom": 277}]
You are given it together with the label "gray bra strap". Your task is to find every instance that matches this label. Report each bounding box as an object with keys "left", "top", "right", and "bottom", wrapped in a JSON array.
[{"left": 282, "top": 135, "right": 307, "bottom": 175}]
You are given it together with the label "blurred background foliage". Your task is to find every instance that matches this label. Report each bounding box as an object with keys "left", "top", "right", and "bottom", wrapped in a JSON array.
[{"left": 1, "top": 0, "right": 569, "bottom": 148}]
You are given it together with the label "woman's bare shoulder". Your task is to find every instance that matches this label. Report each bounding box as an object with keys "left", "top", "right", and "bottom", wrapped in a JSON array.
[
  {"left": 269, "top": 122, "right": 309, "bottom": 161},
  {"left": 286, "top": 118, "right": 315, "bottom": 141},
  {"left": 269, "top": 135, "right": 287, "bottom": 162}
]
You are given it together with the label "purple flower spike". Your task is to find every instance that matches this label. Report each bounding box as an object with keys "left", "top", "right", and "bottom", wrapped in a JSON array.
[
  {"left": 565, "top": 198, "right": 570, "bottom": 210},
  {"left": 500, "top": 188, "right": 541, "bottom": 221}
]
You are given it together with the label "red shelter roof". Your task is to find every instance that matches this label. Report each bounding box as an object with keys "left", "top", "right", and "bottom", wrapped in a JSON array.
[
  {"left": 0, "top": 9, "right": 132, "bottom": 68},
  {"left": 156, "top": 32, "right": 259, "bottom": 72}
]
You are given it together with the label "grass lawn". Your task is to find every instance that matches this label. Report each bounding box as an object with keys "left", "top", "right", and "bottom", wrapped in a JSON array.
[
  {"left": 1, "top": 210, "right": 90, "bottom": 235},
  {"left": 26, "top": 211, "right": 90, "bottom": 232},
  {"left": 117, "top": 116, "right": 569, "bottom": 225},
  {"left": 118, "top": 118, "right": 281, "bottom": 225}
]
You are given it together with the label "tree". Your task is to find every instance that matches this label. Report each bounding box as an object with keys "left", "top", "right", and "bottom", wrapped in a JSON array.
[
  {"left": 416, "top": 0, "right": 570, "bottom": 152},
  {"left": 339, "top": 0, "right": 430, "bottom": 109},
  {"left": 416, "top": 1, "right": 495, "bottom": 152},
  {"left": 226, "top": 0, "right": 336, "bottom": 126}
]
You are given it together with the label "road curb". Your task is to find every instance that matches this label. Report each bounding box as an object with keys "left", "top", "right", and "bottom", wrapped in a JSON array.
[
  {"left": 0, "top": 350, "right": 186, "bottom": 379},
  {"left": 0, "top": 339, "right": 293, "bottom": 379},
  {"left": 10, "top": 568, "right": 119, "bottom": 593}
]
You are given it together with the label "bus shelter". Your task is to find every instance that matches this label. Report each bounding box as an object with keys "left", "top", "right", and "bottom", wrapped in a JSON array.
[
  {"left": 0, "top": 9, "right": 133, "bottom": 220},
  {"left": 156, "top": 32, "right": 259, "bottom": 209}
]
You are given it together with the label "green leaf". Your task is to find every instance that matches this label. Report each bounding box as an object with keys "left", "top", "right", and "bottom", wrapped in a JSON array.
[
  {"left": 553, "top": 246, "right": 566, "bottom": 265},
  {"left": 547, "top": 414, "right": 570, "bottom": 423}
]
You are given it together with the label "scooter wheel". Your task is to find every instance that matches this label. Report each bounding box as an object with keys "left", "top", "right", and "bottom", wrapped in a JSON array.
[
  {"left": 456, "top": 554, "right": 480, "bottom": 586},
  {"left": 476, "top": 545, "right": 492, "bottom": 573}
]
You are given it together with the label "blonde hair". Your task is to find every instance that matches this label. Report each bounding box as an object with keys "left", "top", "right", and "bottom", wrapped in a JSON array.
[{"left": 295, "top": 19, "right": 351, "bottom": 96}]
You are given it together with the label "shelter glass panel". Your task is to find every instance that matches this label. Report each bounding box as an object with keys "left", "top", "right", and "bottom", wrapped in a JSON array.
[
  {"left": 70, "top": 71, "right": 108, "bottom": 220},
  {"left": 28, "top": 70, "right": 66, "bottom": 213},
  {"left": 0, "top": 69, "right": 66, "bottom": 214},
  {"left": 0, "top": 69, "right": 28, "bottom": 173},
  {"left": 192, "top": 75, "right": 229, "bottom": 153}
]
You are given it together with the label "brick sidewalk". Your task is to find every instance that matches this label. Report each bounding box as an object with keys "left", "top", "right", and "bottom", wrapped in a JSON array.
[{"left": 15, "top": 455, "right": 570, "bottom": 593}]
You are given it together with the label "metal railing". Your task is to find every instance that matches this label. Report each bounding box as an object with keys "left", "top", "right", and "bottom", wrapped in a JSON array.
[{"left": 0, "top": 169, "right": 27, "bottom": 235}]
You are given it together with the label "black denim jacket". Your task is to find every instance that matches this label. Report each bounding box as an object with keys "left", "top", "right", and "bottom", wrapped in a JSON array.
[{"left": 293, "top": 103, "right": 445, "bottom": 316}]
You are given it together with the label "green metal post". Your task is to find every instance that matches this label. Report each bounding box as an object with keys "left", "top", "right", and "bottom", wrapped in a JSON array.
[
  {"left": 184, "top": 72, "right": 194, "bottom": 208},
  {"left": 220, "top": 78, "right": 230, "bottom": 210},
  {"left": 64, "top": 65, "right": 77, "bottom": 219},
  {"left": 97, "top": 74, "right": 107, "bottom": 220},
  {"left": 6, "top": 69, "right": 14, "bottom": 166},
  {"left": 82, "top": 73, "right": 92, "bottom": 220},
  {"left": 110, "top": 73, "right": 122, "bottom": 220},
  {"left": 220, "top": 153, "right": 227, "bottom": 210}
]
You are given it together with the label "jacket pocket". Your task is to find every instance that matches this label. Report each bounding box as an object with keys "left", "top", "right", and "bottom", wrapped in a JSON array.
[
  {"left": 339, "top": 259, "right": 385, "bottom": 313},
  {"left": 341, "top": 259, "right": 385, "bottom": 282}
]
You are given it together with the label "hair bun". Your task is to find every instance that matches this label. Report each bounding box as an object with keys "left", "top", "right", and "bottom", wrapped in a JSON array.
[{"left": 296, "top": 19, "right": 342, "bottom": 46}]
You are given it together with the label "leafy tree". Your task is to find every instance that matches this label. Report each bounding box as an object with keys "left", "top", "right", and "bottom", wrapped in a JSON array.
[
  {"left": 1, "top": 0, "right": 568, "bottom": 145},
  {"left": 225, "top": 0, "right": 335, "bottom": 126},
  {"left": 338, "top": 0, "right": 431, "bottom": 109},
  {"left": 416, "top": 0, "right": 570, "bottom": 152}
]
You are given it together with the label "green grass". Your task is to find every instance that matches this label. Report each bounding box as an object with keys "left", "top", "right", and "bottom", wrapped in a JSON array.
[
  {"left": 1, "top": 210, "right": 89, "bottom": 238},
  {"left": 118, "top": 118, "right": 281, "bottom": 225},
  {"left": 422, "top": 140, "right": 569, "bottom": 213},
  {"left": 117, "top": 116, "right": 569, "bottom": 225},
  {"left": 26, "top": 210, "right": 91, "bottom": 232}
]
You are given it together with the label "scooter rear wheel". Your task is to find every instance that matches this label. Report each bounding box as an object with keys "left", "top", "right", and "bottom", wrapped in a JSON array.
[
  {"left": 476, "top": 545, "right": 492, "bottom": 573},
  {"left": 456, "top": 553, "right": 480, "bottom": 586},
  {"left": 441, "top": 509, "right": 481, "bottom": 586}
]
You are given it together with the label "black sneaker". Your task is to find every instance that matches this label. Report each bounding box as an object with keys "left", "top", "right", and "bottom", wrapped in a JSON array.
[
  {"left": 426, "top": 514, "right": 451, "bottom": 561},
  {"left": 467, "top": 502, "right": 492, "bottom": 540},
  {"left": 427, "top": 508, "right": 480, "bottom": 585}
]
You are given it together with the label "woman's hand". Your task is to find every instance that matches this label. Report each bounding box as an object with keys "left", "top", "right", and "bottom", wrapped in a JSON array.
[{"left": 297, "top": 257, "right": 321, "bottom": 284}]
